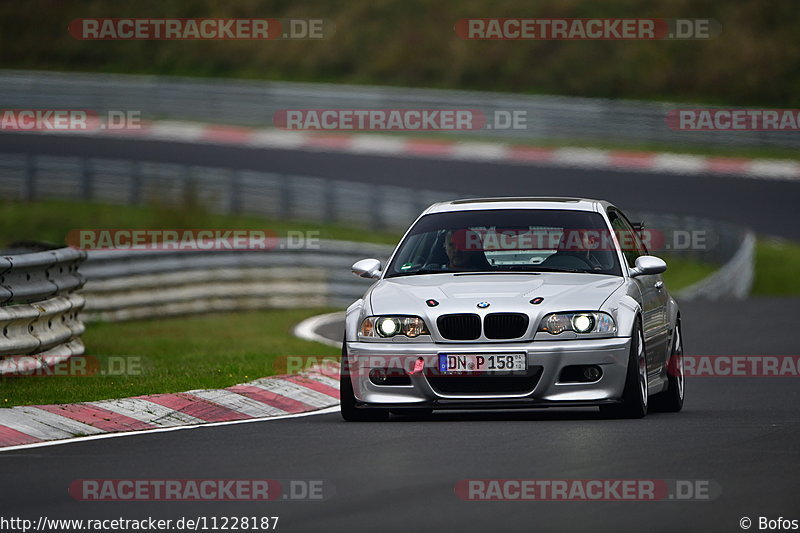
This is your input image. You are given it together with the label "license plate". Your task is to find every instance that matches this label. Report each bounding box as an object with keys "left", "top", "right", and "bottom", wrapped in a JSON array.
[{"left": 438, "top": 353, "right": 526, "bottom": 373}]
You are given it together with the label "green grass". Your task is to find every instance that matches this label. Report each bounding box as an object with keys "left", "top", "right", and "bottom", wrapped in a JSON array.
[
  {"left": 660, "top": 255, "right": 718, "bottom": 292},
  {"left": 752, "top": 240, "right": 800, "bottom": 295},
  {"left": 0, "top": 309, "right": 340, "bottom": 408},
  {"left": 0, "top": 199, "right": 401, "bottom": 249}
]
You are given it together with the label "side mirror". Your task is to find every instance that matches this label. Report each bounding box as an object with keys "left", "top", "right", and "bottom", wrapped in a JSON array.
[
  {"left": 352, "top": 258, "right": 382, "bottom": 279},
  {"left": 630, "top": 255, "right": 667, "bottom": 277}
]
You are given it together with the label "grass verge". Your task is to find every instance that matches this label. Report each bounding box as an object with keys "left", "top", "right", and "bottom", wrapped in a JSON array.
[
  {"left": 0, "top": 199, "right": 401, "bottom": 249},
  {"left": 0, "top": 308, "right": 340, "bottom": 408},
  {"left": 660, "top": 256, "right": 718, "bottom": 292},
  {"left": 752, "top": 240, "right": 800, "bottom": 295}
]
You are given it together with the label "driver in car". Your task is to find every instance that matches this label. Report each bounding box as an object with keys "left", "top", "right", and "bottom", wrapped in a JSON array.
[
  {"left": 541, "top": 228, "right": 607, "bottom": 271},
  {"left": 442, "top": 230, "right": 492, "bottom": 271}
]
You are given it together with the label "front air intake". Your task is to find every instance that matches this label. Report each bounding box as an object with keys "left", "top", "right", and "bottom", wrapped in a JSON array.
[
  {"left": 437, "top": 314, "right": 481, "bottom": 340},
  {"left": 484, "top": 313, "right": 529, "bottom": 340}
]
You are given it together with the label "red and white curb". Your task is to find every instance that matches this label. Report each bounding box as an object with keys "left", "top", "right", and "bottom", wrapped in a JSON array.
[
  {"left": 0, "top": 365, "right": 340, "bottom": 449},
  {"left": 26, "top": 120, "right": 800, "bottom": 182}
]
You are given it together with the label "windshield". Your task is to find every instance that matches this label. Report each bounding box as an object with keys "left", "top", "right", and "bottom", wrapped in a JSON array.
[{"left": 386, "top": 208, "right": 623, "bottom": 277}]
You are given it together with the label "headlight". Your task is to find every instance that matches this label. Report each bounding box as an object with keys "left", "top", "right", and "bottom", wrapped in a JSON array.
[
  {"left": 572, "top": 313, "right": 595, "bottom": 333},
  {"left": 538, "top": 312, "right": 616, "bottom": 335},
  {"left": 377, "top": 317, "right": 401, "bottom": 337},
  {"left": 359, "top": 316, "right": 430, "bottom": 339}
]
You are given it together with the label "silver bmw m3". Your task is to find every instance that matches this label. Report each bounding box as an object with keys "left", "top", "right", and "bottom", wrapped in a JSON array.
[{"left": 341, "top": 197, "right": 684, "bottom": 420}]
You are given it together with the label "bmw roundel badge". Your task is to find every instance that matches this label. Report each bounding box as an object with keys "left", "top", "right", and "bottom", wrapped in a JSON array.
[{"left": 477, "top": 301, "right": 490, "bottom": 309}]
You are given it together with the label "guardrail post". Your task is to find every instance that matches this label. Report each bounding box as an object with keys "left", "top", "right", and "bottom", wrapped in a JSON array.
[
  {"left": 23, "top": 153, "right": 36, "bottom": 201},
  {"left": 229, "top": 169, "right": 242, "bottom": 214},
  {"left": 129, "top": 160, "right": 142, "bottom": 205},
  {"left": 80, "top": 157, "right": 93, "bottom": 200},
  {"left": 279, "top": 174, "right": 292, "bottom": 219},
  {"left": 182, "top": 165, "right": 194, "bottom": 207},
  {"left": 369, "top": 185, "right": 384, "bottom": 230},
  {"left": 323, "top": 179, "right": 336, "bottom": 223}
]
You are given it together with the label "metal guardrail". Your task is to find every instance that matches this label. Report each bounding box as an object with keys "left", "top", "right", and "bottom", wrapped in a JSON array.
[
  {"left": 0, "top": 153, "right": 458, "bottom": 232},
  {"left": 79, "top": 240, "right": 391, "bottom": 321},
  {"left": 0, "top": 69, "right": 797, "bottom": 149},
  {"left": 0, "top": 247, "right": 86, "bottom": 304},
  {"left": 0, "top": 246, "right": 87, "bottom": 375}
]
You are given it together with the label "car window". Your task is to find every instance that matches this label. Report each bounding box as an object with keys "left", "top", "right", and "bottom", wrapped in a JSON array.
[
  {"left": 386, "top": 209, "right": 623, "bottom": 277},
  {"left": 619, "top": 212, "right": 649, "bottom": 255},
  {"left": 608, "top": 209, "right": 646, "bottom": 268}
]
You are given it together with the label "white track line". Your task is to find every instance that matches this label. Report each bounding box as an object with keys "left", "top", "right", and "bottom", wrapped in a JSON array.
[{"left": 293, "top": 311, "right": 345, "bottom": 348}]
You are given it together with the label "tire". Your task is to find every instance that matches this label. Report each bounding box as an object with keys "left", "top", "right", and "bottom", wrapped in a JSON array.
[
  {"left": 650, "top": 321, "right": 685, "bottom": 412},
  {"left": 340, "top": 338, "right": 389, "bottom": 422},
  {"left": 600, "top": 318, "right": 648, "bottom": 419}
]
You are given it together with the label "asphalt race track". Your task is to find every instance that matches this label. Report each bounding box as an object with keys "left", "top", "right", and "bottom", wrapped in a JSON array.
[
  {"left": 1, "top": 133, "right": 799, "bottom": 532},
  {"left": 1, "top": 132, "right": 799, "bottom": 240}
]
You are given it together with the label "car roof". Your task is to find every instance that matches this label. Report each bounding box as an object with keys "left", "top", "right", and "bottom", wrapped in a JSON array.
[{"left": 423, "top": 197, "right": 614, "bottom": 215}]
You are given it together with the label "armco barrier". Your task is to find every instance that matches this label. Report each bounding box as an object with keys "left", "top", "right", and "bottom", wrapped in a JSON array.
[
  {"left": 0, "top": 153, "right": 456, "bottom": 232},
  {"left": 0, "top": 246, "right": 87, "bottom": 375},
  {"left": 0, "top": 69, "right": 797, "bottom": 149},
  {"left": 78, "top": 240, "right": 393, "bottom": 321},
  {"left": 0, "top": 247, "right": 85, "bottom": 304}
]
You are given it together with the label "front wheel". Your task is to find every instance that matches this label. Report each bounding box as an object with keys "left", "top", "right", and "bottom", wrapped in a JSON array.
[
  {"left": 650, "top": 321, "right": 685, "bottom": 412},
  {"left": 340, "top": 339, "right": 389, "bottom": 422},
  {"left": 600, "top": 319, "right": 648, "bottom": 419}
]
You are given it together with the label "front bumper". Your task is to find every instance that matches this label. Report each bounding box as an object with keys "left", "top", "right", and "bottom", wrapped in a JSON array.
[{"left": 345, "top": 337, "right": 632, "bottom": 408}]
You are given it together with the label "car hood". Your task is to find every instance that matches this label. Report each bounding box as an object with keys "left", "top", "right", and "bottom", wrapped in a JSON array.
[{"left": 368, "top": 272, "right": 624, "bottom": 317}]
